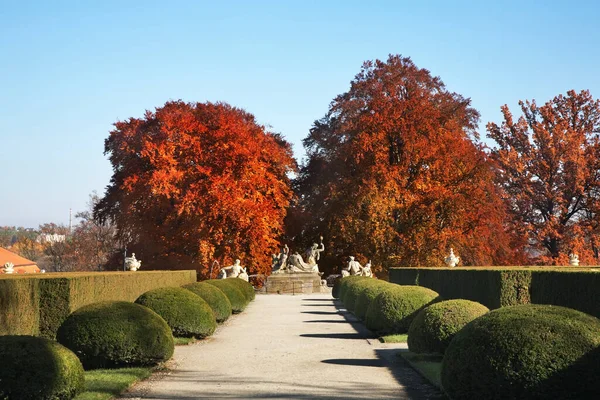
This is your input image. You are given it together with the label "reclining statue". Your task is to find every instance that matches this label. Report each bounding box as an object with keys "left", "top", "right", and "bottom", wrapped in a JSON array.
[
  {"left": 218, "top": 259, "right": 249, "bottom": 281},
  {"left": 286, "top": 237, "right": 324, "bottom": 274}
]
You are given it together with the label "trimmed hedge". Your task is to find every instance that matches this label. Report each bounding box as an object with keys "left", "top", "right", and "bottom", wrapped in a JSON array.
[
  {"left": 390, "top": 267, "right": 600, "bottom": 318},
  {"left": 57, "top": 301, "right": 174, "bottom": 369},
  {"left": 135, "top": 287, "right": 216, "bottom": 338},
  {"left": 205, "top": 279, "right": 247, "bottom": 313},
  {"left": 442, "top": 304, "right": 600, "bottom": 399},
  {"left": 337, "top": 276, "right": 366, "bottom": 304},
  {"left": 365, "top": 285, "right": 439, "bottom": 334},
  {"left": 331, "top": 276, "right": 343, "bottom": 299},
  {"left": 0, "top": 335, "right": 85, "bottom": 400},
  {"left": 184, "top": 282, "right": 232, "bottom": 322},
  {"left": 343, "top": 278, "right": 381, "bottom": 313},
  {"left": 407, "top": 299, "right": 489, "bottom": 355},
  {"left": 0, "top": 271, "right": 196, "bottom": 338},
  {"left": 225, "top": 278, "right": 255, "bottom": 302},
  {"left": 354, "top": 280, "right": 392, "bottom": 321}
]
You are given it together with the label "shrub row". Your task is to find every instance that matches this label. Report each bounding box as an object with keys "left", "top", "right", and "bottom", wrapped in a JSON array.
[
  {"left": 335, "top": 276, "right": 440, "bottom": 335},
  {"left": 0, "top": 271, "right": 197, "bottom": 337},
  {"left": 389, "top": 267, "right": 600, "bottom": 317},
  {"left": 0, "top": 276, "right": 255, "bottom": 399}
]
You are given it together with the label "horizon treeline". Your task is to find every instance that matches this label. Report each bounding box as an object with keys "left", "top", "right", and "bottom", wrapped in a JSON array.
[{"left": 8, "top": 54, "right": 600, "bottom": 275}]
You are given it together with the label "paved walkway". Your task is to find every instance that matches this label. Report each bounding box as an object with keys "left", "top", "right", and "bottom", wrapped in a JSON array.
[{"left": 121, "top": 294, "right": 444, "bottom": 399}]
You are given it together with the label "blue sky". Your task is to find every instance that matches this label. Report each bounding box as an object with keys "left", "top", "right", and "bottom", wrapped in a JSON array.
[{"left": 1, "top": 0, "right": 599, "bottom": 227}]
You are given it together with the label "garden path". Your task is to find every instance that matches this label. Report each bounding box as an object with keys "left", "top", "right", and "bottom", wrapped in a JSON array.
[{"left": 120, "top": 293, "right": 443, "bottom": 399}]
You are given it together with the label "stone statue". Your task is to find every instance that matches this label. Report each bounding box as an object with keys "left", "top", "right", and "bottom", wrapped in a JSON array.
[
  {"left": 362, "top": 260, "right": 373, "bottom": 277},
  {"left": 287, "top": 237, "right": 324, "bottom": 274},
  {"left": 3, "top": 262, "right": 14, "bottom": 274},
  {"left": 569, "top": 253, "right": 580, "bottom": 267},
  {"left": 271, "top": 245, "right": 289, "bottom": 274},
  {"left": 348, "top": 256, "right": 364, "bottom": 276},
  {"left": 125, "top": 253, "right": 142, "bottom": 271},
  {"left": 219, "top": 259, "right": 248, "bottom": 281},
  {"left": 445, "top": 248, "right": 460, "bottom": 267}
]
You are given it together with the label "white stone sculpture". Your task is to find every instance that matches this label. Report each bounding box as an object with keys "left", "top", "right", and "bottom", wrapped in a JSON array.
[
  {"left": 569, "top": 253, "right": 580, "bottom": 267},
  {"left": 445, "top": 248, "right": 460, "bottom": 267},
  {"left": 362, "top": 260, "right": 373, "bottom": 278},
  {"left": 3, "top": 262, "right": 15, "bottom": 274},
  {"left": 219, "top": 259, "right": 248, "bottom": 281},
  {"left": 125, "top": 253, "right": 142, "bottom": 271},
  {"left": 271, "top": 245, "right": 289, "bottom": 274},
  {"left": 287, "top": 237, "right": 324, "bottom": 274}
]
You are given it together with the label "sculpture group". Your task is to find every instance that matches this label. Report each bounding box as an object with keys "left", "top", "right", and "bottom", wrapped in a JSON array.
[
  {"left": 341, "top": 256, "right": 373, "bottom": 277},
  {"left": 271, "top": 237, "right": 325, "bottom": 275}
]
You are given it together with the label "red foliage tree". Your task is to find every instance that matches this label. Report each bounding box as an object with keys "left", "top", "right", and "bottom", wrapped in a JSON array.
[
  {"left": 487, "top": 90, "right": 600, "bottom": 265},
  {"left": 95, "top": 101, "right": 296, "bottom": 276},
  {"left": 290, "top": 55, "right": 523, "bottom": 272}
]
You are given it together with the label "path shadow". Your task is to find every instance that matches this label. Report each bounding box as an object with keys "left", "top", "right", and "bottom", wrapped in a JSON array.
[
  {"left": 301, "top": 304, "right": 338, "bottom": 307},
  {"left": 300, "top": 333, "right": 371, "bottom": 340},
  {"left": 322, "top": 358, "right": 385, "bottom": 367},
  {"left": 302, "top": 298, "right": 335, "bottom": 302},
  {"left": 301, "top": 311, "right": 347, "bottom": 315},
  {"left": 303, "top": 320, "right": 350, "bottom": 323}
]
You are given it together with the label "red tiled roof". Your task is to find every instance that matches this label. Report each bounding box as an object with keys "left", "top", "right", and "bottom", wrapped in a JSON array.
[{"left": 0, "top": 247, "right": 40, "bottom": 274}]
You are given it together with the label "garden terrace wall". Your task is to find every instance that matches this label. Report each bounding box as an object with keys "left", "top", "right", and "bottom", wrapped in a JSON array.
[
  {"left": 0, "top": 270, "right": 196, "bottom": 337},
  {"left": 389, "top": 267, "right": 600, "bottom": 317}
]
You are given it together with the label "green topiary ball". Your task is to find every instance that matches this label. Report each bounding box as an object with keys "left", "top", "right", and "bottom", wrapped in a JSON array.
[
  {"left": 337, "top": 276, "right": 366, "bottom": 303},
  {"left": 442, "top": 304, "right": 600, "bottom": 400},
  {"left": 365, "top": 285, "right": 439, "bottom": 335},
  {"left": 354, "top": 280, "right": 392, "bottom": 321},
  {"left": 184, "top": 282, "right": 233, "bottom": 322},
  {"left": 225, "top": 278, "right": 255, "bottom": 302},
  {"left": 0, "top": 335, "right": 85, "bottom": 400},
  {"left": 57, "top": 301, "right": 174, "bottom": 369},
  {"left": 343, "top": 278, "right": 381, "bottom": 313},
  {"left": 135, "top": 287, "right": 217, "bottom": 338},
  {"left": 408, "top": 299, "right": 489, "bottom": 355},
  {"left": 205, "top": 280, "right": 247, "bottom": 313}
]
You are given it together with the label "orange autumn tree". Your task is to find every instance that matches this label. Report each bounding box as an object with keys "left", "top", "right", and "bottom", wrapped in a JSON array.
[
  {"left": 487, "top": 90, "right": 600, "bottom": 265},
  {"left": 290, "top": 55, "right": 522, "bottom": 272},
  {"left": 95, "top": 101, "right": 296, "bottom": 276}
]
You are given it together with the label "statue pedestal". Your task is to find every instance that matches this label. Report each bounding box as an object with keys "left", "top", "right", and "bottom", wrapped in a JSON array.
[{"left": 264, "top": 273, "right": 326, "bottom": 295}]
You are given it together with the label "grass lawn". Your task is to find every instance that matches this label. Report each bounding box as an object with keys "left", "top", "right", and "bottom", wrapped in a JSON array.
[
  {"left": 379, "top": 333, "right": 408, "bottom": 343},
  {"left": 399, "top": 351, "right": 443, "bottom": 389},
  {"left": 174, "top": 337, "right": 196, "bottom": 345},
  {"left": 74, "top": 367, "right": 153, "bottom": 400}
]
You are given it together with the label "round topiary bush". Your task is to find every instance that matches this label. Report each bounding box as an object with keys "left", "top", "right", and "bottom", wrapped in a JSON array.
[
  {"left": 184, "top": 282, "right": 233, "bottom": 322},
  {"left": 57, "top": 301, "right": 174, "bottom": 369},
  {"left": 226, "top": 278, "right": 255, "bottom": 302},
  {"left": 354, "top": 280, "right": 392, "bottom": 321},
  {"left": 343, "top": 278, "right": 381, "bottom": 313},
  {"left": 0, "top": 335, "right": 85, "bottom": 400},
  {"left": 338, "top": 276, "right": 366, "bottom": 303},
  {"left": 365, "top": 285, "right": 439, "bottom": 335},
  {"left": 407, "top": 299, "right": 489, "bottom": 355},
  {"left": 442, "top": 304, "right": 600, "bottom": 400},
  {"left": 205, "top": 279, "right": 247, "bottom": 313},
  {"left": 135, "top": 287, "right": 217, "bottom": 338}
]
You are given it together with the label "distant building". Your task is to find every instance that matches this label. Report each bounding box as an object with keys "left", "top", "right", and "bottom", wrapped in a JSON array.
[
  {"left": 0, "top": 247, "right": 41, "bottom": 274},
  {"left": 36, "top": 233, "right": 66, "bottom": 244}
]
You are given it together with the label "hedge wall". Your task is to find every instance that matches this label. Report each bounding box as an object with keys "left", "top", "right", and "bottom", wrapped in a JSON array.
[
  {"left": 0, "top": 271, "right": 196, "bottom": 337},
  {"left": 389, "top": 267, "right": 600, "bottom": 318}
]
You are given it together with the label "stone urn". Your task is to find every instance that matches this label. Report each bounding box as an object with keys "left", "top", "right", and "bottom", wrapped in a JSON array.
[
  {"left": 445, "top": 248, "right": 460, "bottom": 267},
  {"left": 3, "top": 262, "right": 14, "bottom": 274},
  {"left": 569, "top": 253, "right": 580, "bottom": 267},
  {"left": 125, "top": 253, "right": 142, "bottom": 271}
]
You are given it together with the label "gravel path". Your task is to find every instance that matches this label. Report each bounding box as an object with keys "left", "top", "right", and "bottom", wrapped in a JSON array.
[{"left": 120, "top": 294, "right": 444, "bottom": 399}]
